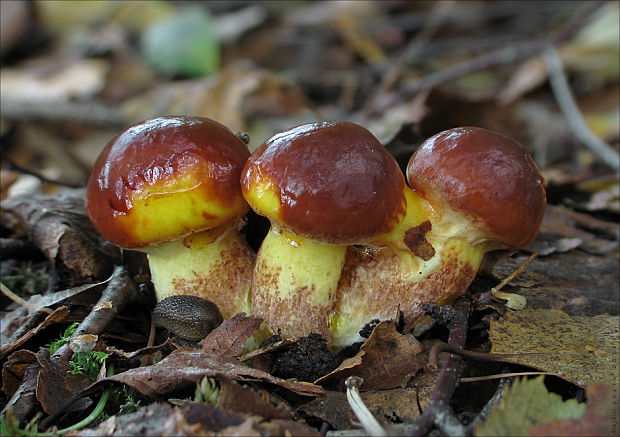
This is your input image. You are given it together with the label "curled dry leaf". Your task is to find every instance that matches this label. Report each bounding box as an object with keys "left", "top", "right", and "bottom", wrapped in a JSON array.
[
  {"left": 102, "top": 349, "right": 325, "bottom": 398},
  {"left": 35, "top": 349, "right": 93, "bottom": 414},
  {"left": 1, "top": 306, "right": 70, "bottom": 360},
  {"left": 316, "top": 320, "right": 425, "bottom": 391},
  {"left": 199, "top": 313, "right": 263, "bottom": 357}
]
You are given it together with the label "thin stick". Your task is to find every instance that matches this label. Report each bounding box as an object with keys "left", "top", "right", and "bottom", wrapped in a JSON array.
[
  {"left": 345, "top": 376, "right": 388, "bottom": 437},
  {"left": 0, "top": 97, "right": 125, "bottom": 127},
  {"left": 0, "top": 282, "right": 52, "bottom": 314},
  {"left": 492, "top": 252, "right": 538, "bottom": 292},
  {"left": 3, "top": 155, "right": 85, "bottom": 189},
  {"left": 410, "top": 298, "right": 471, "bottom": 436},
  {"left": 543, "top": 45, "right": 620, "bottom": 173},
  {"left": 428, "top": 342, "right": 545, "bottom": 369},
  {"left": 379, "top": 1, "right": 455, "bottom": 91},
  {"left": 367, "top": 1, "right": 605, "bottom": 117},
  {"left": 460, "top": 371, "right": 562, "bottom": 383}
]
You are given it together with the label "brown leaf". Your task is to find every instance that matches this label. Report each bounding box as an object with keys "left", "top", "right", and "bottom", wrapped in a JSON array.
[
  {"left": 316, "top": 321, "right": 425, "bottom": 390},
  {"left": 1, "top": 306, "right": 70, "bottom": 360},
  {"left": 104, "top": 349, "right": 325, "bottom": 398},
  {"left": 183, "top": 402, "right": 247, "bottom": 433},
  {"left": 199, "top": 313, "right": 263, "bottom": 357},
  {"left": 35, "top": 349, "right": 92, "bottom": 414},
  {"left": 299, "top": 386, "right": 428, "bottom": 430},
  {"left": 217, "top": 377, "right": 294, "bottom": 420},
  {"left": 2, "top": 349, "right": 38, "bottom": 398},
  {"left": 527, "top": 384, "right": 618, "bottom": 436},
  {"left": 489, "top": 308, "right": 619, "bottom": 386}
]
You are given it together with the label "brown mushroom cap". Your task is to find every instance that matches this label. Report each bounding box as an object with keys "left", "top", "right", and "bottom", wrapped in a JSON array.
[
  {"left": 86, "top": 116, "right": 250, "bottom": 248},
  {"left": 406, "top": 127, "right": 546, "bottom": 249},
  {"left": 241, "top": 121, "right": 406, "bottom": 244}
]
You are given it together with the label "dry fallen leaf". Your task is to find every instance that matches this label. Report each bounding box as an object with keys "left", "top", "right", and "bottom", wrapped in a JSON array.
[
  {"left": 217, "top": 377, "right": 294, "bottom": 421},
  {"left": 199, "top": 314, "right": 263, "bottom": 357},
  {"left": 1, "top": 350, "right": 38, "bottom": 399},
  {"left": 103, "top": 349, "right": 325, "bottom": 398},
  {"left": 316, "top": 321, "right": 425, "bottom": 391},
  {"left": 35, "top": 349, "right": 93, "bottom": 414},
  {"left": 489, "top": 307, "right": 619, "bottom": 386},
  {"left": 1, "top": 306, "right": 70, "bottom": 359}
]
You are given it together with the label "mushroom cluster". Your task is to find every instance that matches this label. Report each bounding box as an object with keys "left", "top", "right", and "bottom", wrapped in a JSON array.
[{"left": 86, "top": 117, "right": 546, "bottom": 349}]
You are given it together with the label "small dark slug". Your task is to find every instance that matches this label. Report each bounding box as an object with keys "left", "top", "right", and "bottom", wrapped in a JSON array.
[{"left": 153, "top": 295, "right": 223, "bottom": 341}]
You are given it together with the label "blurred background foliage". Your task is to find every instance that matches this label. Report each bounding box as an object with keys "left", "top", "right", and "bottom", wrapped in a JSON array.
[{"left": 1, "top": 0, "right": 618, "bottom": 211}]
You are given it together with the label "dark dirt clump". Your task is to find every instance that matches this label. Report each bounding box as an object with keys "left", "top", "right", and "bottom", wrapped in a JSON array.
[{"left": 273, "top": 333, "right": 340, "bottom": 382}]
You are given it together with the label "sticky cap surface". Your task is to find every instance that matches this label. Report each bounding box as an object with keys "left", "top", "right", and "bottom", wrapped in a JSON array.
[
  {"left": 86, "top": 116, "right": 250, "bottom": 248},
  {"left": 241, "top": 121, "right": 406, "bottom": 244},
  {"left": 406, "top": 126, "right": 546, "bottom": 249}
]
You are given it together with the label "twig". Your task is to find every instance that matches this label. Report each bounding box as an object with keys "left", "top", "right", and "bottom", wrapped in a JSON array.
[
  {"left": 466, "top": 375, "right": 510, "bottom": 431},
  {"left": 367, "top": 1, "right": 605, "bottom": 117},
  {"left": 345, "top": 376, "right": 389, "bottom": 437},
  {"left": 0, "top": 238, "right": 40, "bottom": 259},
  {"left": 491, "top": 252, "right": 538, "bottom": 293},
  {"left": 490, "top": 252, "right": 537, "bottom": 309},
  {"left": 460, "top": 371, "right": 561, "bottom": 383},
  {"left": 0, "top": 97, "right": 125, "bottom": 127},
  {"left": 428, "top": 342, "right": 539, "bottom": 369},
  {"left": 52, "top": 266, "right": 139, "bottom": 361},
  {"left": 1, "top": 267, "right": 140, "bottom": 424},
  {"left": 542, "top": 45, "right": 620, "bottom": 173},
  {"left": 0, "top": 281, "right": 52, "bottom": 314},
  {"left": 3, "top": 155, "right": 85, "bottom": 188},
  {"left": 379, "top": 1, "right": 455, "bottom": 91},
  {"left": 409, "top": 297, "right": 471, "bottom": 437}
]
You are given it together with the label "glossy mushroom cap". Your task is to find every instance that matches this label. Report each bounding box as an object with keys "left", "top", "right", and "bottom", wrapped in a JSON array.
[
  {"left": 241, "top": 121, "right": 407, "bottom": 244},
  {"left": 86, "top": 116, "right": 250, "bottom": 248},
  {"left": 406, "top": 127, "right": 546, "bottom": 250}
]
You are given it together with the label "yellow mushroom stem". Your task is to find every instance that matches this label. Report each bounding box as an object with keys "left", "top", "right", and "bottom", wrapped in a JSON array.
[
  {"left": 144, "top": 223, "right": 254, "bottom": 319},
  {"left": 328, "top": 187, "right": 487, "bottom": 349},
  {"left": 251, "top": 225, "right": 347, "bottom": 339}
]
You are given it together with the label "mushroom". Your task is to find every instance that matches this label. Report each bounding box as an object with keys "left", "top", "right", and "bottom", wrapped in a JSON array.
[
  {"left": 240, "top": 121, "right": 409, "bottom": 339},
  {"left": 85, "top": 116, "right": 254, "bottom": 319},
  {"left": 330, "top": 126, "right": 546, "bottom": 348}
]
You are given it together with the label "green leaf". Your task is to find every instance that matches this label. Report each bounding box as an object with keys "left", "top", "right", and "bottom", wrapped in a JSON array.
[
  {"left": 69, "top": 351, "right": 110, "bottom": 381},
  {"left": 476, "top": 376, "right": 586, "bottom": 436},
  {"left": 47, "top": 322, "right": 79, "bottom": 354},
  {"left": 141, "top": 6, "right": 219, "bottom": 77}
]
